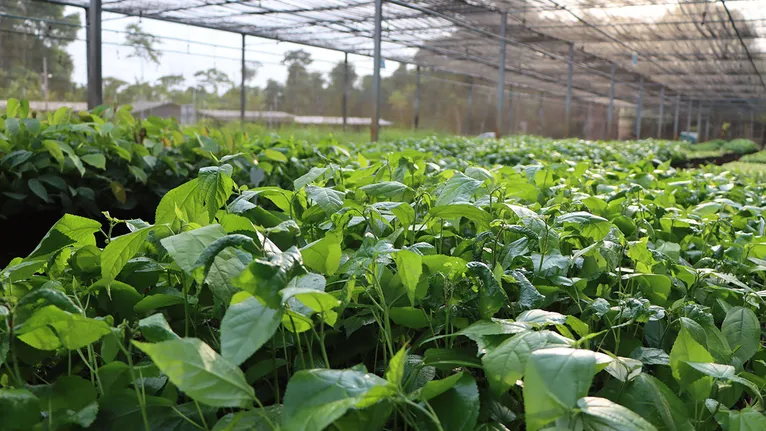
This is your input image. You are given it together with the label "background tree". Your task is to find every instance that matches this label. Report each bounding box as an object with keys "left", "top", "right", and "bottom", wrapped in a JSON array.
[{"left": 125, "top": 23, "right": 162, "bottom": 82}]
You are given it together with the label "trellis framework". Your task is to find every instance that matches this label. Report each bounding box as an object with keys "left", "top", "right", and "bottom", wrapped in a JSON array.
[{"left": 35, "top": 0, "right": 766, "bottom": 141}]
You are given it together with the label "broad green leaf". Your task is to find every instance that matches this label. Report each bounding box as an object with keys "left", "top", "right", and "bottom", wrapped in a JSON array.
[
  {"left": 466, "top": 261, "right": 507, "bottom": 319},
  {"left": 301, "top": 234, "right": 342, "bottom": 276},
  {"left": 306, "top": 185, "right": 344, "bottom": 215},
  {"left": 523, "top": 347, "right": 598, "bottom": 431},
  {"left": 160, "top": 224, "right": 227, "bottom": 273},
  {"left": 234, "top": 247, "right": 305, "bottom": 308},
  {"left": 516, "top": 309, "right": 567, "bottom": 326},
  {"left": 16, "top": 305, "right": 111, "bottom": 350},
  {"left": 155, "top": 179, "right": 208, "bottom": 227},
  {"left": 721, "top": 307, "right": 760, "bottom": 366},
  {"left": 729, "top": 408, "right": 766, "bottom": 431},
  {"left": 133, "top": 338, "right": 254, "bottom": 408},
  {"left": 28, "top": 178, "right": 49, "bottom": 202},
  {"left": 0, "top": 388, "right": 40, "bottom": 430},
  {"left": 420, "top": 372, "right": 464, "bottom": 401},
  {"left": 26, "top": 214, "right": 101, "bottom": 260},
  {"left": 43, "top": 140, "right": 65, "bottom": 167},
  {"left": 430, "top": 204, "right": 492, "bottom": 231},
  {"left": 385, "top": 346, "right": 408, "bottom": 386},
  {"left": 282, "top": 368, "right": 390, "bottom": 431},
  {"left": 28, "top": 376, "right": 98, "bottom": 428},
  {"left": 81, "top": 153, "right": 106, "bottom": 169},
  {"left": 604, "top": 373, "right": 690, "bottom": 431},
  {"left": 669, "top": 318, "right": 714, "bottom": 401},
  {"left": 294, "top": 166, "right": 329, "bottom": 190},
  {"left": 198, "top": 164, "right": 236, "bottom": 221},
  {"left": 206, "top": 247, "right": 251, "bottom": 305},
  {"left": 102, "top": 226, "right": 152, "bottom": 283},
  {"left": 138, "top": 313, "right": 179, "bottom": 342},
  {"left": 623, "top": 273, "right": 672, "bottom": 305},
  {"left": 213, "top": 406, "right": 283, "bottom": 431},
  {"left": 436, "top": 172, "right": 482, "bottom": 206},
  {"left": 482, "top": 330, "right": 572, "bottom": 395},
  {"left": 556, "top": 212, "right": 611, "bottom": 241},
  {"left": 685, "top": 362, "right": 736, "bottom": 380},
  {"left": 264, "top": 148, "right": 288, "bottom": 162},
  {"left": 394, "top": 249, "right": 422, "bottom": 305},
  {"left": 389, "top": 306, "right": 430, "bottom": 329},
  {"left": 577, "top": 397, "right": 658, "bottom": 431},
  {"left": 430, "top": 374, "right": 480, "bottom": 431},
  {"left": 221, "top": 295, "right": 283, "bottom": 366},
  {"left": 360, "top": 181, "right": 408, "bottom": 198},
  {"left": 509, "top": 270, "right": 545, "bottom": 310}
]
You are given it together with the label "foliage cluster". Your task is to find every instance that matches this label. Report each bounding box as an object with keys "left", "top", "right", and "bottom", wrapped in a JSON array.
[{"left": 2, "top": 109, "right": 766, "bottom": 430}]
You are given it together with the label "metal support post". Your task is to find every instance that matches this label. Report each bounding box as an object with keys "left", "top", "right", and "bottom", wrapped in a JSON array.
[
  {"left": 750, "top": 111, "right": 755, "bottom": 138},
  {"left": 696, "top": 101, "right": 702, "bottom": 136},
  {"left": 657, "top": 86, "right": 665, "bottom": 138},
  {"left": 466, "top": 78, "right": 473, "bottom": 134},
  {"left": 538, "top": 92, "right": 544, "bottom": 136},
  {"left": 342, "top": 52, "right": 348, "bottom": 130},
  {"left": 686, "top": 99, "right": 693, "bottom": 132},
  {"left": 673, "top": 94, "right": 680, "bottom": 139},
  {"left": 371, "top": 0, "right": 383, "bottom": 142},
  {"left": 705, "top": 114, "right": 711, "bottom": 141},
  {"left": 585, "top": 102, "right": 592, "bottom": 138},
  {"left": 635, "top": 78, "right": 643, "bottom": 139},
  {"left": 496, "top": 11, "right": 508, "bottom": 138},
  {"left": 507, "top": 87, "right": 513, "bottom": 134},
  {"left": 607, "top": 62, "right": 615, "bottom": 138},
  {"left": 87, "top": 0, "right": 102, "bottom": 109},
  {"left": 565, "top": 42, "right": 574, "bottom": 137},
  {"left": 240, "top": 34, "right": 246, "bottom": 124},
  {"left": 414, "top": 65, "right": 421, "bottom": 129}
]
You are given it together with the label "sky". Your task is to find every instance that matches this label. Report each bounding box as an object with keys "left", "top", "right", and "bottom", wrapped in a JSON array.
[{"left": 63, "top": 7, "right": 402, "bottom": 91}]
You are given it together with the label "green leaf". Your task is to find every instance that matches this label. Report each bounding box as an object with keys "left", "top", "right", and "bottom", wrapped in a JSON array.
[
  {"left": 604, "top": 373, "right": 690, "bottom": 431},
  {"left": 160, "top": 224, "right": 227, "bottom": 273},
  {"left": 516, "top": 309, "right": 567, "bottom": 326},
  {"left": 556, "top": 212, "right": 611, "bottom": 240},
  {"left": 360, "top": 181, "right": 409, "bottom": 198},
  {"left": 198, "top": 165, "right": 236, "bottom": 221},
  {"left": 234, "top": 247, "right": 305, "bottom": 309},
  {"left": 294, "top": 166, "right": 329, "bottom": 190},
  {"left": 523, "top": 347, "right": 598, "bottom": 431},
  {"left": 389, "top": 306, "right": 429, "bottom": 329},
  {"left": 305, "top": 185, "right": 344, "bottom": 215},
  {"left": 155, "top": 179, "right": 208, "bottom": 227},
  {"left": 129, "top": 165, "right": 148, "bottom": 184},
  {"left": 624, "top": 273, "right": 672, "bottom": 305},
  {"left": 394, "top": 249, "right": 422, "bottom": 306},
  {"left": 81, "top": 153, "right": 106, "bottom": 169},
  {"left": 264, "top": 148, "right": 288, "bottom": 162},
  {"left": 282, "top": 368, "right": 390, "bottom": 431},
  {"left": 16, "top": 305, "right": 111, "bottom": 351},
  {"left": 729, "top": 408, "right": 766, "bottom": 431},
  {"left": 0, "top": 388, "right": 40, "bottom": 430},
  {"left": 213, "top": 406, "right": 283, "bottom": 431},
  {"left": 669, "top": 318, "right": 714, "bottom": 401},
  {"left": 510, "top": 270, "right": 545, "bottom": 310},
  {"left": 436, "top": 172, "right": 483, "bottom": 206},
  {"left": 385, "top": 346, "right": 408, "bottom": 386},
  {"left": 301, "top": 234, "right": 342, "bottom": 276},
  {"left": 577, "top": 397, "right": 658, "bottom": 431},
  {"left": 43, "top": 140, "right": 65, "bottom": 167},
  {"left": 58, "top": 141, "right": 85, "bottom": 176},
  {"left": 138, "top": 313, "right": 180, "bottom": 342},
  {"left": 430, "top": 374, "right": 480, "bottom": 431},
  {"left": 25, "top": 214, "right": 101, "bottom": 260},
  {"left": 685, "top": 362, "right": 736, "bottom": 379},
  {"left": 133, "top": 338, "right": 254, "bottom": 408},
  {"left": 429, "top": 204, "right": 492, "bottom": 231},
  {"left": 420, "top": 372, "right": 464, "bottom": 401},
  {"left": 133, "top": 293, "right": 186, "bottom": 314},
  {"left": 102, "top": 226, "right": 153, "bottom": 283},
  {"left": 221, "top": 295, "right": 283, "bottom": 366},
  {"left": 482, "top": 330, "right": 572, "bottom": 395},
  {"left": 466, "top": 261, "right": 508, "bottom": 319},
  {"left": 27, "top": 178, "right": 49, "bottom": 202},
  {"left": 721, "top": 307, "right": 760, "bottom": 366}
]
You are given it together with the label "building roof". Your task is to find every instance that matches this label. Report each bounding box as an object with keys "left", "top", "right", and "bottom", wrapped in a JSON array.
[
  {"left": 295, "top": 116, "right": 393, "bottom": 126},
  {"left": 130, "top": 101, "right": 179, "bottom": 113},
  {"left": 199, "top": 109, "right": 296, "bottom": 122},
  {"left": 0, "top": 100, "right": 88, "bottom": 112}
]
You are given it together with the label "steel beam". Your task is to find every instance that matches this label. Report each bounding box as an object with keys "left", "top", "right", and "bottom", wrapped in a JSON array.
[
  {"left": 673, "top": 95, "right": 680, "bottom": 139},
  {"left": 687, "top": 99, "right": 693, "bottom": 132},
  {"left": 371, "top": 0, "right": 382, "bottom": 142},
  {"left": 705, "top": 114, "right": 711, "bottom": 141},
  {"left": 657, "top": 86, "right": 665, "bottom": 138},
  {"left": 87, "top": 0, "right": 102, "bottom": 109},
  {"left": 696, "top": 101, "right": 703, "bottom": 137},
  {"left": 414, "top": 65, "right": 421, "bottom": 129},
  {"left": 496, "top": 11, "right": 507, "bottom": 138},
  {"left": 342, "top": 52, "right": 348, "bottom": 130},
  {"left": 539, "top": 92, "right": 545, "bottom": 136},
  {"left": 467, "top": 79, "right": 473, "bottom": 134},
  {"left": 635, "top": 78, "right": 643, "bottom": 139},
  {"left": 565, "top": 42, "right": 574, "bottom": 137},
  {"left": 240, "top": 34, "right": 246, "bottom": 124},
  {"left": 607, "top": 62, "right": 615, "bottom": 139}
]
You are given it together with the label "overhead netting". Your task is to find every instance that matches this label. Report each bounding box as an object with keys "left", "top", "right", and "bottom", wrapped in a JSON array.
[{"left": 38, "top": 0, "right": 766, "bottom": 118}]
